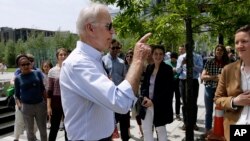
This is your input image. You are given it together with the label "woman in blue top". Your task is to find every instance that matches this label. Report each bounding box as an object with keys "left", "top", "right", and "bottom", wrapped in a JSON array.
[{"left": 14, "top": 54, "right": 47, "bottom": 141}]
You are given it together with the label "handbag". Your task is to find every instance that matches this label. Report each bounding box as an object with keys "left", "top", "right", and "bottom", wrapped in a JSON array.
[
  {"left": 7, "top": 95, "right": 16, "bottom": 111},
  {"left": 6, "top": 85, "right": 15, "bottom": 97},
  {"left": 137, "top": 96, "right": 147, "bottom": 120}
]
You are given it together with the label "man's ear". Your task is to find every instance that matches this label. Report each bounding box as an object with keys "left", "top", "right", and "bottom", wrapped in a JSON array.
[
  {"left": 85, "top": 23, "right": 96, "bottom": 37},
  {"left": 86, "top": 23, "right": 93, "bottom": 32}
]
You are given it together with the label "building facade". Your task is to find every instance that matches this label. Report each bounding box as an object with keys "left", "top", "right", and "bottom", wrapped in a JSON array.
[{"left": 0, "top": 27, "right": 55, "bottom": 43}]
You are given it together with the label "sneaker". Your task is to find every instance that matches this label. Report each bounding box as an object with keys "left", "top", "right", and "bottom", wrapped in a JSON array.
[
  {"left": 59, "top": 121, "right": 64, "bottom": 131},
  {"left": 181, "top": 124, "right": 199, "bottom": 131},
  {"left": 176, "top": 114, "right": 181, "bottom": 121},
  {"left": 198, "top": 133, "right": 208, "bottom": 140},
  {"left": 181, "top": 124, "right": 186, "bottom": 130},
  {"left": 47, "top": 122, "right": 51, "bottom": 129},
  {"left": 194, "top": 125, "right": 199, "bottom": 131}
]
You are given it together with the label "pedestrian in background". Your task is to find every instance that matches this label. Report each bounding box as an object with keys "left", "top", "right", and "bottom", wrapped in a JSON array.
[
  {"left": 125, "top": 49, "right": 144, "bottom": 138},
  {"left": 47, "top": 48, "right": 68, "bottom": 141},
  {"left": 102, "top": 39, "right": 129, "bottom": 141},
  {"left": 12, "top": 53, "right": 40, "bottom": 141},
  {"left": 14, "top": 54, "right": 47, "bottom": 141},
  {"left": 176, "top": 44, "right": 203, "bottom": 131},
  {"left": 200, "top": 44, "right": 229, "bottom": 139},
  {"left": 165, "top": 52, "right": 181, "bottom": 121},
  {"left": 140, "top": 45, "right": 174, "bottom": 141},
  {"left": 41, "top": 60, "right": 53, "bottom": 129}
]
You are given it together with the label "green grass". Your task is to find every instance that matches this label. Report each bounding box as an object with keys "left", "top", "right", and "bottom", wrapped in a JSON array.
[{"left": 6, "top": 68, "right": 16, "bottom": 72}]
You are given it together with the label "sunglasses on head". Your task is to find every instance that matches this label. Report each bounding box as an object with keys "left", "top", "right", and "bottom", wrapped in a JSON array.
[
  {"left": 111, "top": 46, "right": 121, "bottom": 50},
  {"left": 20, "top": 63, "right": 31, "bottom": 67}
]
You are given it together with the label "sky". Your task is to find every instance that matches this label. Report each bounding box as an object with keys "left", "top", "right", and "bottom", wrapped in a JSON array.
[{"left": 0, "top": 0, "right": 119, "bottom": 33}]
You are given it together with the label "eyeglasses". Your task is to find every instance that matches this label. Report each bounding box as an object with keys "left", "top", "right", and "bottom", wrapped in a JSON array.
[
  {"left": 104, "top": 23, "right": 112, "bottom": 31},
  {"left": 111, "top": 46, "right": 121, "bottom": 50},
  {"left": 91, "top": 22, "right": 113, "bottom": 31},
  {"left": 20, "top": 63, "right": 31, "bottom": 67},
  {"left": 126, "top": 55, "right": 133, "bottom": 58}
]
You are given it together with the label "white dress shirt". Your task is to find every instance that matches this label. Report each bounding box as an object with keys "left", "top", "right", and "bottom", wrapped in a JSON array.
[
  {"left": 60, "top": 41, "right": 137, "bottom": 140},
  {"left": 236, "top": 64, "right": 250, "bottom": 124}
]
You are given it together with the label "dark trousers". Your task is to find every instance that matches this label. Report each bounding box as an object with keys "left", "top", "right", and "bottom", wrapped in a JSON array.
[
  {"left": 115, "top": 112, "right": 130, "bottom": 141},
  {"left": 48, "top": 107, "right": 68, "bottom": 141},
  {"left": 179, "top": 79, "right": 199, "bottom": 125},
  {"left": 174, "top": 79, "right": 181, "bottom": 115}
]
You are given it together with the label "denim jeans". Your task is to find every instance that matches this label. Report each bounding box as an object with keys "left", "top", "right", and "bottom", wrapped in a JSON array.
[{"left": 204, "top": 86, "right": 216, "bottom": 130}]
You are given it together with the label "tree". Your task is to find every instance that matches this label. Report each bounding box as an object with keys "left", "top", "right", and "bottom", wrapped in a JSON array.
[
  {"left": 4, "top": 40, "right": 16, "bottom": 67},
  {"left": 53, "top": 31, "right": 78, "bottom": 51},
  {"left": 0, "top": 41, "right": 5, "bottom": 62},
  {"left": 92, "top": 0, "right": 250, "bottom": 140},
  {"left": 92, "top": 0, "right": 250, "bottom": 50}
]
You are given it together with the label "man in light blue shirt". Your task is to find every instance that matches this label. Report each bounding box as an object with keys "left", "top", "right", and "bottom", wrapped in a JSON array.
[
  {"left": 59, "top": 3, "right": 152, "bottom": 141},
  {"left": 102, "top": 39, "right": 130, "bottom": 141},
  {"left": 176, "top": 48, "right": 203, "bottom": 131}
]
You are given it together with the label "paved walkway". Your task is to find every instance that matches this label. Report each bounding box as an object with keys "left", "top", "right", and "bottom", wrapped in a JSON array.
[
  {"left": 0, "top": 72, "right": 14, "bottom": 82},
  {"left": 0, "top": 72, "right": 206, "bottom": 141}
]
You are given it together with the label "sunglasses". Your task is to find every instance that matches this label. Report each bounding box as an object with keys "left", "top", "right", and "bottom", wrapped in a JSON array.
[
  {"left": 111, "top": 46, "right": 121, "bottom": 50},
  {"left": 20, "top": 63, "right": 31, "bottom": 67},
  {"left": 104, "top": 23, "right": 113, "bottom": 31},
  {"left": 92, "top": 22, "right": 113, "bottom": 31}
]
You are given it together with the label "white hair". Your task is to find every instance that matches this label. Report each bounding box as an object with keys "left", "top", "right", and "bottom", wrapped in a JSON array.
[{"left": 76, "top": 3, "right": 109, "bottom": 36}]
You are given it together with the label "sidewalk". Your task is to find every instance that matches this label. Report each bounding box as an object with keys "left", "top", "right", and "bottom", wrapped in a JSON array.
[
  {"left": 0, "top": 72, "right": 206, "bottom": 141},
  {"left": 0, "top": 72, "right": 14, "bottom": 82}
]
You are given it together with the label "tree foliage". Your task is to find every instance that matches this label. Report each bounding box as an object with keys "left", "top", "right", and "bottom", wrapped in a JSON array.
[
  {"left": 0, "top": 31, "right": 78, "bottom": 67},
  {"left": 4, "top": 40, "right": 16, "bottom": 67},
  {"left": 92, "top": 0, "right": 250, "bottom": 53}
]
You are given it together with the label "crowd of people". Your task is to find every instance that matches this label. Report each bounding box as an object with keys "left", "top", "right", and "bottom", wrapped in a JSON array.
[{"left": 5, "top": 2, "right": 249, "bottom": 141}]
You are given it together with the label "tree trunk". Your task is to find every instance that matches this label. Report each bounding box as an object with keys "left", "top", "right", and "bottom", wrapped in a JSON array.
[{"left": 184, "top": 14, "right": 195, "bottom": 141}]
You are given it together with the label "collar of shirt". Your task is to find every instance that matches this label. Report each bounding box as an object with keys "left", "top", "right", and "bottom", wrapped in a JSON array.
[{"left": 77, "top": 41, "right": 103, "bottom": 62}]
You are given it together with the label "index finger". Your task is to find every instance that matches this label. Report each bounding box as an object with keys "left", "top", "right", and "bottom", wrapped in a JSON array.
[{"left": 138, "top": 33, "right": 152, "bottom": 43}]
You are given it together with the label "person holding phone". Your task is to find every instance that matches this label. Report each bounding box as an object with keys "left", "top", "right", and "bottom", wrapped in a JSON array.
[{"left": 140, "top": 45, "right": 174, "bottom": 141}]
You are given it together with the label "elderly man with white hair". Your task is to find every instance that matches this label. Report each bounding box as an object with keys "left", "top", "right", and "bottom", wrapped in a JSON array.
[{"left": 59, "top": 3, "right": 152, "bottom": 141}]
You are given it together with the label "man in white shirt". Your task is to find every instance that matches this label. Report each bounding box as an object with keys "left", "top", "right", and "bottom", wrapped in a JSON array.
[{"left": 59, "top": 3, "right": 151, "bottom": 141}]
